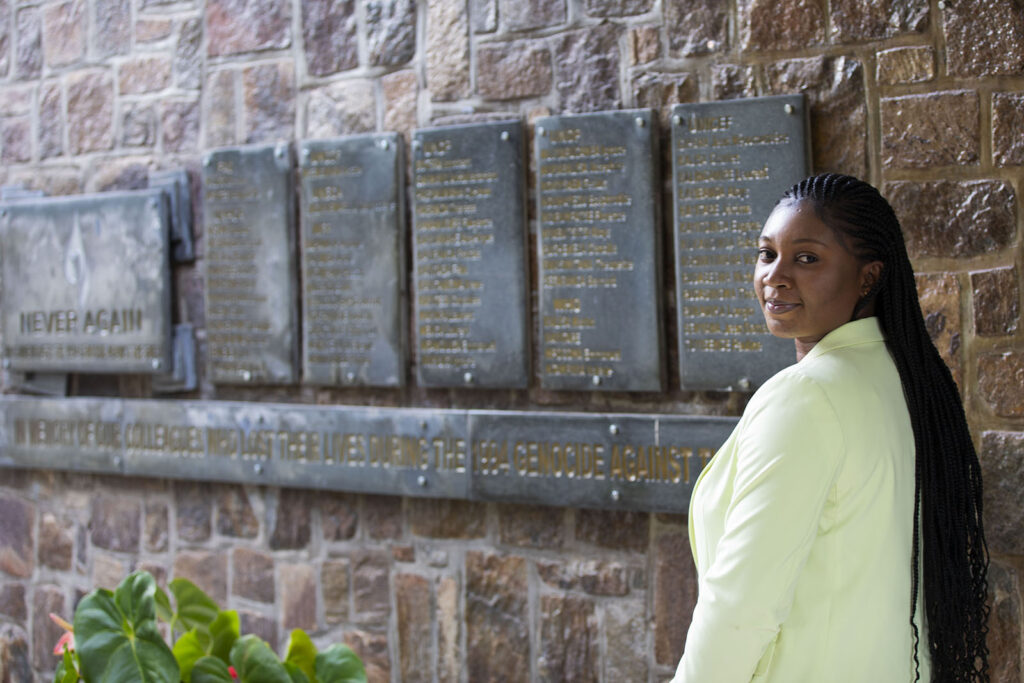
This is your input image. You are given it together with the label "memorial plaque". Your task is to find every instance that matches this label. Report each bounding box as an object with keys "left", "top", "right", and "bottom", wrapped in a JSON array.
[
  {"left": 299, "top": 134, "right": 406, "bottom": 387},
  {"left": 411, "top": 121, "right": 530, "bottom": 388},
  {"left": 535, "top": 110, "right": 665, "bottom": 391},
  {"left": 0, "top": 191, "right": 172, "bottom": 374},
  {"left": 672, "top": 95, "right": 808, "bottom": 389},
  {"left": 203, "top": 143, "right": 298, "bottom": 385}
]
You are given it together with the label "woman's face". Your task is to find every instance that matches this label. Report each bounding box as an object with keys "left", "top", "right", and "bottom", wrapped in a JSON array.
[{"left": 754, "top": 201, "right": 881, "bottom": 359}]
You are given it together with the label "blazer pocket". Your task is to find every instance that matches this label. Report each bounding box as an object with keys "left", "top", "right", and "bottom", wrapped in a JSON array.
[{"left": 751, "top": 634, "right": 779, "bottom": 681}]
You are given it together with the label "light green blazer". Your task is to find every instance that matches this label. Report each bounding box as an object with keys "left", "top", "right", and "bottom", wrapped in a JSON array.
[{"left": 674, "top": 318, "right": 930, "bottom": 682}]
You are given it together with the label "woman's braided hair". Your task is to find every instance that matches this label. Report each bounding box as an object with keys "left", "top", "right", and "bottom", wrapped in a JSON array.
[{"left": 782, "top": 173, "right": 989, "bottom": 682}]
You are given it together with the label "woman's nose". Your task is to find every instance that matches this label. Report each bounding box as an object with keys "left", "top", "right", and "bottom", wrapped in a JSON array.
[{"left": 760, "top": 259, "right": 791, "bottom": 288}]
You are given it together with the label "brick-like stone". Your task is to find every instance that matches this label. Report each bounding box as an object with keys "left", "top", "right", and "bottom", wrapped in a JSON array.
[
  {"left": 243, "top": 61, "right": 294, "bottom": 143},
  {"left": 32, "top": 586, "right": 64, "bottom": 670},
  {"left": 122, "top": 103, "right": 156, "bottom": 148},
  {"left": 322, "top": 559, "right": 349, "bottom": 623},
  {"left": 539, "top": 595, "right": 598, "bottom": 680},
  {"left": 281, "top": 565, "right": 315, "bottom": 630},
  {"left": 580, "top": 560, "right": 629, "bottom": 596},
  {"left": 119, "top": 56, "right": 171, "bottom": 95},
  {"left": 577, "top": 508, "right": 648, "bottom": 552},
  {"left": 466, "top": 552, "right": 529, "bottom": 680},
  {"left": 176, "top": 483, "right": 213, "bottom": 543},
  {"left": 93, "top": 553, "right": 128, "bottom": 590},
  {"left": 207, "top": 0, "right": 290, "bottom": 56},
  {"left": 876, "top": 46, "right": 934, "bottom": 85},
  {"left": 881, "top": 91, "right": 979, "bottom": 168},
  {"left": 972, "top": 267, "right": 1019, "bottom": 337},
  {"left": 94, "top": 0, "right": 130, "bottom": 57},
  {"left": 303, "top": 0, "right": 357, "bottom": 76},
  {"left": 555, "top": 24, "right": 622, "bottom": 113},
  {"left": 136, "top": 18, "right": 173, "bottom": 42},
  {"left": 39, "top": 82, "right": 63, "bottom": 159},
  {"left": 305, "top": 81, "right": 376, "bottom": 140},
  {"left": 627, "top": 25, "right": 660, "bottom": 65},
  {"left": 477, "top": 41, "right": 552, "bottom": 101},
  {"left": 498, "top": 503, "right": 563, "bottom": 549},
  {"left": 427, "top": 0, "right": 470, "bottom": 101},
  {"left": 238, "top": 610, "right": 278, "bottom": 652},
  {"left": 437, "top": 576, "right": 459, "bottom": 683},
  {"left": 409, "top": 499, "right": 486, "bottom": 539},
  {"left": 0, "top": 584, "right": 26, "bottom": 622},
  {"left": 987, "top": 561, "right": 1022, "bottom": 682},
  {"left": 886, "top": 180, "right": 1016, "bottom": 258},
  {"left": 175, "top": 18, "right": 202, "bottom": 90},
  {"left": 943, "top": 2, "right": 1024, "bottom": 77},
  {"left": 993, "top": 92, "right": 1024, "bottom": 167},
  {"left": 67, "top": 70, "right": 114, "bottom": 154},
  {"left": 742, "top": 0, "right": 825, "bottom": 50},
  {"left": 666, "top": 0, "right": 726, "bottom": 57},
  {"left": 173, "top": 551, "right": 227, "bottom": 604},
  {"left": 352, "top": 550, "right": 390, "bottom": 622},
  {"left": 979, "top": 353, "right": 1024, "bottom": 418},
  {"left": 43, "top": 0, "right": 85, "bottom": 67},
  {"left": 2, "top": 117, "right": 30, "bottom": 163},
  {"left": 0, "top": 623, "right": 32, "bottom": 682},
  {"left": 655, "top": 531, "right": 697, "bottom": 665},
  {"left": 503, "top": 0, "right": 565, "bottom": 30},
  {"left": 632, "top": 71, "right": 697, "bottom": 118},
  {"left": 38, "top": 513, "right": 73, "bottom": 571},
  {"left": 161, "top": 99, "right": 199, "bottom": 153},
  {"left": 471, "top": 0, "right": 496, "bottom": 33},
  {"left": 138, "top": 562, "right": 167, "bottom": 588},
  {"left": 830, "top": 0, "right": 928, "bottom": 42},
  {"left": 90, "top": 496, "right": 138, "bottom": 552},
  {"left": 0, "top": 84, "right": 32, "bottom": 117},
  {"left": 0, "top": 1, "right": 9, "bottom": 78},
  {"left": 204, "top": 70, "right": 236, "bottom": 147},
  {"left": 363, "top": 494, "right": 401, "bottom": 540},
  {"left": 537, "top": 559, "right": 578, "bottom": 590},
  {"left": 980, "top": 431, "right": 1024, "bottom": 555},
  {"left": 90, "top": 159, "right": 150, "bottom": 192},
  {"left": 233, "top": 548, "right": 274, "bottom": 603},
  {"left": 711, "top": 63, "right": 756, "bottom": 100},
  {"left": 606, "top": 600, "right": 649, "bottom": 680},
  {"left": 269, "top": 487, "right": 310, "bottom": 549},
  {"left": 215, "top": 486, "right": 259, "bottom": 538},
  {"left": 382, "top": 69, "right": 417, "bottom": 135},
  {"left": 914, "top": 273, "right": 962, "bottom": 387},
  {"left": 15, "top": 7, "right": 42, "bottom": 79},
  {"left": 345, "top": 630, "right": 389, "bottom": 682},
  {"left": 396, "top": 574, "right": 431, "bottom": 683},
  {"left": 585, "top": 0, "right": 651, "bottom": 16},
  {"left": 366, "top": 0, "right": 415, "bottom": 67},
  {"left": 145, "top": 501, "right": 169, "bottom": 552},
  {"left": 392, "top": 545, "right": 414, "bottom": 562}
]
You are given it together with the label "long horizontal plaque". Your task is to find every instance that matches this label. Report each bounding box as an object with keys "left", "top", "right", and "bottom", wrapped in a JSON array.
[
  {"left": 0, "top": 191, "right": 172, "bottom": 374},
  {"left": 0, "top": 397, "right": 737, "bottom": 513}
]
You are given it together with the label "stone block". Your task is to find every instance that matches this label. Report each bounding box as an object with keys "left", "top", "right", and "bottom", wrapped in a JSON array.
[
  {"left": 90, "top": 159, "right": 150, "bottom": 192},
  {"left": 579, "top": 560, "right": 629, "bottom": 596},
  {"left": 392, "top": 545, "right": 414, "bottom": 562},
  {"left": 980, "top": 431, "right": 1024, "bottom": 555},
  {"left": 971, "top": 266, "right": 1019, "bottom": 337},
  {"left": 979, "top": 353, "right": 1024, "bottom": 418},
  {"left": 303, "top": 0, "right": 357, "bottom": 76},
  {"left": 606, "top": 600, "right": 648, "bottom": 681},
  {"left": 437, "top": 576, "right": 459, "bottom": 683},
  {"left": 43, "top": 0, "right": 85, "bottom": 67},
  {"left": 472, "top": 0, "right": 496, "bottom": 33},
  {"left": 121, "top": 102, "right": 157, "bottom": 148},
  {"left": 175, "top": 17, "right": 202, "bottom": 90},
  {"left": 137, "top": 562, "right": 167, "bottom": 587},
  {"left": 396, "top": 574, "right": 431, "bottom": 682},
  {"left": 993, "top": 92, "right": 1024, "bottom": 167},
  {"left": 38, "top": 513, "right": 73, "bottom": 571},
  {"left": 207, "top": 0, "right": 290, "bottom": 56},
  {"left": 711, "top": 63, "right": 756, "bottom": 100},
  {"left": 136, "top": 18, "right": 173, "bottom": 42},
  {"left": 585, "top": 0, "right": 651, "bottom": 16},
  {"left": 881, "top": 90, "right": 979, "bottom": 168},
  {"left": 67, "top": 70, "right": 114, "bottom": 154},
  {"left": 466, "top": 551, "right": 529, "bottom": 680},
  {"left": 176, "top": 483, "right": 213, "bottom": 543},
  {"left": 632, "top": 71, "right": 698, "bottom": 119},
  {"left": 366, "top": 0, "right": 415, "bottom": 67},
  {"left": 119, "top": 56, "right": 171, "bottom": 95},
  {"left": 145, "top": 501, "right": 169, "bottom": 552},
  {"left": 654, "top": 531, "right": 696, "bottom": 665},
  {"left": 741, "top": 0, "right": 825, "bottom": 50},
  {"left": 269, "top": 488, "right": 311, "bottom": 550},
  {"left": 161, "top": 99, "right": 199, "bottom": 153},
  {"left": 243, "top": 61, "right": 294, "bottom": 143},
  {"left": 39, "top": 82, "right": 64, "bottom": 159},
  {"left": 322, "top": 559, "right": 349, "bottom": 623},
  {"left": 363, "top": 494, "right": 401, "bottom": 540},
  {"left": 318, "top": 493, "right": 358, "bottom": 541},
  {"left": 352, "top": 550, "right": 390, "bottom": 622},
  {"left": 214, "top": 486, "right": 258, "bottom": 538},
  {"left": 204, "top": 69, "right": 236, "bottom": 147},
  {"left": 233, "top": 548, "right": 274, "bottom": 603},
  {"left": 94, "top": 0, "right": 130, "bottom": 58},
  {"left": 173, "top": 551, "right": 228, "bottom": 604},
  {"left": 31, "top": 586, "right": 64, "bottom": 670},
  {"left": 2, "top": 117, "right": 30, "bottom": 163},
  {"left": 914, "top": 273, "right": 963, "bottom": 388},
  {"left": 0, "top": 624, "right": 31, "bottom": 682},
  {"left": 576, "top": 508, "right": 648, "bottom": 552},
  {"left": 876, "top": 46, "right": 934, "bottom": 85},
  {"left": 90, "top": 496, "right": 139, "bottom": 553},
  {"left": 305, "top": 80, "right": 376, "bottom": 139},
  {"left": 345, "top": 630, "right": 390, "bottom": 682},
  {"left": 0, "top": 2, "right": 8, "bottom": 78},
  {"left": 987, "top": 561, "right": 1022, "bottom": 682},
  {"left": 408, "top": 499, "right": 486, "bottom": 539},
  {"left": 427, "top": 0, "right": 470, "bottom": 101},
  {"left": 14, "top": 7, "right": 41, "bottom": 80},
  {"left": 239, "top": 610, "right": 278, "bottom": 651},
  {"left": 498, "top": 503, "right": 563, "bottom": 549},
  {"left": 281, "top": 563, "right": 316, "bottom": 631},
  {"left": 0, "top": 85, "right": 32, "bottom": 116},
  {"left": 942, "top": 1, "right": 1024, "bottom": 77},
  {"left": 382, "top": 69, "right": 417, "bottom": 135},
  {"left": 93, "top": 553, "right": 127, "bottom": 590},
  {"left": 666, "top": 0, "right": 726, "bottom": 57},
  {"left": 830, "top": 0, "right": 928, "bottom": 42},
  {"left": 477, "top": 41, "right": 552, "bottom": 101},
  {"left": 554, "top": 24, "right": 622, "bottom": 113},
  {"left": 0, "top": 583, "right": 26, "bottom": 622},
  {"left": 503, "top": 0, "right": 565, "bottom": 30},
  {"left": 887, "top": 180, "right": 1016, "bottom": 258},
  {"left": 539, "top": 595, "right": 598, "bottom": 680},
  {"left": 627, "top": 25, "right": 660, "bottom": 65}
]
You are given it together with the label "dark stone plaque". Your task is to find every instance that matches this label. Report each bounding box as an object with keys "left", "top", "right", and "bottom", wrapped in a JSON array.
[
  {"left": 535, "top": 110, "right": 665, "bottom": 391},
  {"left": 0, "top": 191, "right": 172, "bottom": 374},
  {"left": 672, "top": 95, "right": 809, "bottom": 390},
  {"left": 412, "top": 121, "right": 530, "bottom": 388},
  {"left": 299, "top": 134, "right": 406, "bottom": 387},
  {"left": 202, "top": 143, "right": 298, "bottom": 385}
]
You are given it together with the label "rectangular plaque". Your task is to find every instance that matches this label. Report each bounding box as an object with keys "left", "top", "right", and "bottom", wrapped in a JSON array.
[
  {"left": 536, "top": 110, "right": 665, "bottom": 391},
  {"left": 0, "top": 191, "right": 172, "bottom": 374},
  {"left": 203, "top": 143, "right": 298, "bottom": 385},
  {"left": 672, "top": 95, "right": 809, "bottom": 390},
  {"left": 298, "top": 134, "right": 406, "bottom": 387},
  {"left": 412, "top": 121, "right": 530, "bottom": 388}
]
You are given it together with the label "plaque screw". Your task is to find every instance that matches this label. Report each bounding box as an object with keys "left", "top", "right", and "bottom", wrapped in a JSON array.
[
  {"left": 113, "top": 456, "right": 123, "bottom": 469},
  {"left": 1, "top": 359, "right": 9, "bottom": 369},
  {"left": 784, "top": 103, "right": 795, "bottom": 115},
  {"left": 346, "top": 371, "right": 356, "bottom": 383},
  {"left": 275, "top": 145, "right": 287, "bottom": 159},
  {"left": 417, "top": 475, "right": 427, "bottom": 487},
  {"left": 500, "top": 130, "right": 510, "bottom": 141},
  {"left": 378, "top": 138, "right": 390, "bottom": 150},
  {"left": 672, "top": 114, "right": 682, "bottom": 126},
  {"left": 738, "top": 377, "right": 751, "bottom": 390},
  {"left": 537, "top": 125, "right": 546, "bottom": 136},
  {"left": 242, "top": 370, "right": 252, "bottom": 381},
  {"left": 151, "top": 359, "right": 162, "bottom": 370},
  {"left": 609, "top": 424, "right": 619, "bottom": 435},
  {"left": 302, "top": 148, "right": 310, "bottom": 162},
  {"left": 610, "top": 489, "right": 621, "bottom": 503},
  {"left": 412, "top": 139, "right": 421, "bottom": 149},
  {"left": 591, "top": 375, "right": 601, "bottom": 386},
  {"left": 254, "top": 463, "right": 264, "bottom": 475},
  {"left": 707, "top": 40, "right": 719, "bottom": 51},
  {"left": 937, "top": 0, "right": 945, "bottom": 8},
  {"left": 463, "top": 371, "right": 473, "bottom": 384},
  {"left": 635, "top": 116, "right": 646, "bottom": 128},
  {"left": 420, "top": 420, "right": 428, "bottom": 430},
  {"left": 149, "top": 198, "right": 159, "bottom": 211},
  {"left": 203, "top": 155, "right": 213, "bottom": 167}
]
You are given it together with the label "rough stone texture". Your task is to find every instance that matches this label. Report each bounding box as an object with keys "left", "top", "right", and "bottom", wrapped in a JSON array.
[
  {"left": 382, "top": 69, "right": 416, "bottom": 134},
  {"left": 67, "top": 70, "right": 114, "bottom": 154},
  {"left": 345, "top": 630, "right": 390, "bottom": 681},
  {"left": 91, "top": 159, "right": 150, "bottom": 191},
  {"left": 281, "top": 563, "right": 316, "bottom": 630},
  {"left": 427, "top": 0, "right": 470, "bottom": 101},
  {"left": 0, "top": 0, "right": 8, "bottom": 78},
  {"left": 980, "top": 431, "right": 1024, "bottom": 555},
  {"left": 765, "top": 56, "right": 866, "bottom": 178},
  {"left": 942, "top": 1, "right": 1024, "bottom": 77},
  {"left": 303, "top": 0, "right": 357, "bottom": 76},
  {"left": 979, "top": 353, "right": 1024, "bottom": 418},
  {"left": 269, "top": 488, "right": 310, "bottom": 550},
  {"left": 409, "top": 499, "right": 486, "bottom": 539},
  {"left": 741, "top": 0, "right": 825, "bottom": 51},
  {"left": 173, "top": 551, "right": 228, "bottom": 603},
  {"left": 876, "top": 46, "right": 934, "bottom": 84},
  {"left": 93, "top": 553, "right": 128, "bottom": 589},
  {"left": 1, "top": 117, "right": 30, "bottom": 163},
  {"left": 633, "top": 71, "right": 698, "bottom": 117},
  {"left": 363, "top": 494, "right": 401, "bottom": 540},
  {"left": 554, "top": 24, "right": 622, "bottom": 113},
  {"left": 43, "top": 0, "right": 85, "bottom": 67},
  {"left": 305, "top": 81, "right": 376, "bottom": 139},
  {"left": 175, "top": 17, "right": 202, "bottom": 90},
  {"left": 0, "top": 85, "right": 33, "bottom": 116},
  {"left": 471, "top": 0, "right": 496, "bottom": 33},
  {"left": 215, "top": 486, "right": 258, "bottom": 538},
  {"left": 161, "top": 99, "right": 199, "bottom": 153},
  {"left": 243, "top": 61, "right": 294, "bottom": 143},
  {"left": 233, "top": 548, "right": 275, "bottom": 603},
  {"left": 655, "top": 532, "right": 697, "bottom": 665},
  {"left": 914, "top": 273, "right": 963, "bottom": 387},
  {"left": 239, "top": 610, "right": 278, "bottom": 651},
  {"left": 366, "top": 0, "right": 415, "bottom": 67},
  {"left": 396, "top": 573, "right": 431, "bottom": 682},
  {"left": 0, "top": 496, "right": 32, "bottom": 578},
  {"left": 605, "top": 600, "right": 649, "bottom": 681},
  {"left": 987, "top": 561, "right": 1022, "bottom": 682},
  {"left": 627, "top": 25, "right": 660, "bottom": 65},
  {"left": 477, "top": 41, "right": 552, "bottom": 101},
  {"left": 15, "top": 7, "right": 41, "bottom": 80},
  {"left": 392, "top": 545, "right": 414, "bottom": 562},
  {"left": 498, "top": 503, "right": 563, "bottom": 548},
  {"left": 504, "top": 0, "right": 565, "bottom": 30},
  {"left": 316, "top": 493, "right": 358, "bottom": 541},
  {"left": 94, "top": 0, "right": 130, "bottom": 58},
  {"left": 993, "top": 92, "right": 1024, "bottom": 167},
  {"left": 176, "top": 483, "right": 213, "bottom": 542},
  {"left": 972, "top": 267, "right": 1019, "bottom": 337},
  {"left": 90, "top": 496, "right": 139, "bottom": 552},
  {"left": 322, "top": 559, "right": 349, "bottom": 623},
  {"left": 0, "top": 584, "right": 26, "bottom": 621},
  {"left": 136, "top": 18, "right": 173, "bottom": 42},
  {"left": 205, "top": 70, "right": 236, "bottom": 147},
  {"left": 711, "top": 64, "right": 756, "bottom": 100},
  {"left": 576, "top": 509, "right": 648, "bottom": 552},
  {"left": 39, "top": 82, "right": 64, "bottom": 159},
  {"left": 145, "top": 501, "right": 169, "bottom": 552},
  {"left": 585, "top": 0, "right": 651, "bottom": 16},
  {"left": 666, "top": 0, "right": 727, "bottom": 56},
  {"left": 352, "top": 550, "right": 390, "bottom": 621},
  {"left": 207, "top": 0, "right": 290, "bottom": 56},
  {"left": 580, "top": 560, "right": 629, "bottom": 596},
  {"left": 830, "top": 0, "right": 928, "bottom": 42},
  {"left": 437, "top": 576, "right": 459, "bottom": 683},
  {"left": 882, "top": 91, "right": 979, "bottom": 168},
  {"left": 0, "top": 624, "right": 32, "bottom": 683},
  {"left": 31, "top": 586, "right": 64, "bottom": 670},
  {"left": 38, "top": 513, "right": 73, "bottom": 570},
  {"left": 886, "top": 180, "right": 1016, "bottom": 259},
  {"left": 119, "top": 56, "right": 171, "bottom": 94},
  {"left": 138, "top": 562, "right": 167, "bottom": 587},
  {"left": 466, "top": 551, "right": 529, "bottom": 680},
  {"left": 538, "top": 595, "right": 598, "bottom": 681}
]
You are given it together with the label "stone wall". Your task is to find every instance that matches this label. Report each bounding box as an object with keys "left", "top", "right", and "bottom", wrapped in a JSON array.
[{"left": 0, "top": 0, "right": 1022, "bottom": 681}]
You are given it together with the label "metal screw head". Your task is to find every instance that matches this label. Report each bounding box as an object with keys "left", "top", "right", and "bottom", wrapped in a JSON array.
[
  {"left": 420, "top": 420, "right": 428, "bottom": 430},
  {"left": 417, "top": 475, "right": 427, "bottom": 487},
  {"left": 635, "top": 116, "right": 646, "bottom": 128},
  {"left": 412, "top": 139, "right": 422, "bottom": 149},
  {"left": 610, "top": 489, "right": 621, "bottom": 502},
  {"left": 937, "top": 0, "right": 946, "bottom": 8},
  {"left": 302, "top": 148, "right": 310, "bottom": 161},
  {"left": 254, "top": 463, "right": 264, "bottom": 475},
  {"left": 738, "top": 377, "right": 751, "bottom": 391},
  {"left": 672, "top": 114, "right": 682, "bottom": 126},
  {"left": 463, "top": 371, "right": 473, "bottom": 384},
  {"left": 707, "top": 40, "right": 718, "bottom": 51},
  {"left": 378, "top": 138, "right": 390, "bottom": 150},
  {"left": 609, "top": 424, "right": 619, "bottom": 435},
  {"left": 345, "top": 371, "right": 356, "bottom": 383},
  {"left": 113, "top": 455, "right": 123, "bottom": 468},
  {"left": 784, "top": 103, "right": 795, "bottom": 115},
  {"left": 275, "top": 145, "right": 287, "bottom": 159},
  {"left": 242, "top": 370, "right": 252, "bottom": 381},
  {"left": 500, "top": 130, "right": 510, "bottom": 141},
  {"left": 203, "top": 155, "right": 213, "bottom": 167},
  {"left": 537, "top": 125, "right": 546, "bottom": 136},
  {"left": 151, "top": 359, "right": 162, "bottom": 370},
  {"left": 592, "top": 375, "right": 601, "bottom": 386}
]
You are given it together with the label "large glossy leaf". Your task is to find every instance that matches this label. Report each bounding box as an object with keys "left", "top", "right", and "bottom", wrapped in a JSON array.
[
  {"left": 283, "top": 630, "right": 316, "bottom": 682},
  {"left": 209, "top": 611, "right": 240, "bottom": 664},
  {"left": 155, "top": 585, "right": 173, "bottom": 624},
  {"left": 53, "top": 647, "right": 78, "bottom": 683},
  {"left": 169, "top": 579, "right": 219, "bottom": 635},
  {"left": 314, "top": 644, "right": 367, "bottom": 683},
  {"left": 173, "top": 628, "right": 211, "bottom": 682},
  {"left": 283, "top": 662, "right": 311, "bottom": 683},
  {"left": 230, "top": 635, "right": 292, "bottom": 683},
  {"left": 190, "top": 656, "right": 234, "bottom": 683}
]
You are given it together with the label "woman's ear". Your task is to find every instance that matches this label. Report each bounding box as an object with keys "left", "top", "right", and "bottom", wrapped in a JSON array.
[{"left": 860, "top": 260, "right": 883, "bottom": 296}]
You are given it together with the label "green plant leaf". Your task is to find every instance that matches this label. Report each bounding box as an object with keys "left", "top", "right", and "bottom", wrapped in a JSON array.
[
  {"left": 209, "top": 610, "right": 240, "bottom": 664},
  {"left": 284, "top": 629, "right": 317, "bottom": 682},
  {"left": 230, "top": 635, "right": 292, "bottom": 683},
  {"left": 190, "top": 655, "right": 234, "bottom": 683},
  {"left": 173, "top": 628, "right": 211, "bottom": 682},
  {"left": 54, "top": 647, "right": 78, "bottom": 683},
  {"left": 155, "top": 585, "right": 173, "bottom": 624},
  {"left": 283, "top": 662, "right": 311, "bottom": 683},
  {"left": 314, "top": 644, "right": 367, "bottom": 683},
  {"left": 169, "top": 578, "right": 220, "bottom": 635}
]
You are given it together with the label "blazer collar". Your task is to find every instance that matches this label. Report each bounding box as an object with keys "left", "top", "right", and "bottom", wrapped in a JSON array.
[{"left": 800, "top": 317, "right": 885, "bottom": 363}]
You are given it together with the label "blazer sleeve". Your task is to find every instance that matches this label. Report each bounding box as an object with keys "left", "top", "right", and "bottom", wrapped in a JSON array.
[{"left": 674, "top": 372, "right": 844, "bottom": 682}]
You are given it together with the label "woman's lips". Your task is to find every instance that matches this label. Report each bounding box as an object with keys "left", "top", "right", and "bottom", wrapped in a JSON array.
[{"left": 764, "top": 299, "right": 799, "bottom": 314}]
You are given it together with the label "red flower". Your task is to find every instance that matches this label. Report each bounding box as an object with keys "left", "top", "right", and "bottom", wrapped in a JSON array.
[{"left": 228, "top": 665, "right": 238, "bottom": 679}]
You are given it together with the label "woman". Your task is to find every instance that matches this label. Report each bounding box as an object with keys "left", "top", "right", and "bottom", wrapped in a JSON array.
[{"left": 674, "top": 174, "right": 988, "bottom": 682}]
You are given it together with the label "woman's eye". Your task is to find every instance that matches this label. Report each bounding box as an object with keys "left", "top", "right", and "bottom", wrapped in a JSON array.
[
  {"left": 796, "top": 253, "right": 818, "bottom": 264},
  {"left": 757, "top": 248, "right": 775, "bottom": 261}
]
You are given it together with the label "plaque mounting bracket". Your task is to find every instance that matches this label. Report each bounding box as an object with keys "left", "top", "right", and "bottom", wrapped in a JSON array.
[
  {"left": 149, "top": 169, "right": 195, "bottom": 263},
  {"left": 152, "top": 324, "right": 198, "bottom": 394}
]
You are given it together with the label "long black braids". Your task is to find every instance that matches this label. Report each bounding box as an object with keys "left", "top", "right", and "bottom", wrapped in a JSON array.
[{"left": 782, "top": 174, "right": 990, "bottom": 682}]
